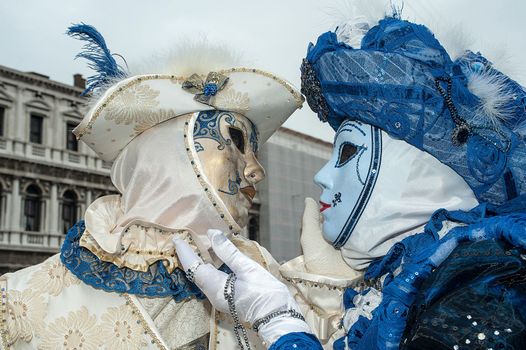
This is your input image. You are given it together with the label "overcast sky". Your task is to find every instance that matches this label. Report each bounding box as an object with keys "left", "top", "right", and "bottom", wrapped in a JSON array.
[{"left": 1, "top": 0, "right": 525, "bottom": 142}]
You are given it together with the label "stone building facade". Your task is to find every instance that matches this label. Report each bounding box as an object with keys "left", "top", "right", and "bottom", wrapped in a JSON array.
[
  {"left": 258, "top": 128, "right": 331, "bottom": 262},
  {"left": 0, "top": 65, "right": 116, "bottom": 273}
]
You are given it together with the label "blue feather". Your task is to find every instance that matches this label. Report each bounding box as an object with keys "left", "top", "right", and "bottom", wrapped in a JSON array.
[{"left": 67, "top": 23, "right": 128, "bottom": 96}]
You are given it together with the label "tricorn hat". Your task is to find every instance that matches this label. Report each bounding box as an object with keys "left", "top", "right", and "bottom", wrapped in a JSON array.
[{"left": 68, "top": 24, "right": 303, "bottom": 161}]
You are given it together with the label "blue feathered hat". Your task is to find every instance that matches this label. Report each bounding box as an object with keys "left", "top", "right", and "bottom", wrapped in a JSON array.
[{"left": 301, "top": 17, "right": 526, "bottom": 208}]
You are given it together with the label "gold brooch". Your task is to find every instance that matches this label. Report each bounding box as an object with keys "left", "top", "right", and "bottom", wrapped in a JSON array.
[{"left": 182, "top": 71, "right": 229, "bottom": 104}]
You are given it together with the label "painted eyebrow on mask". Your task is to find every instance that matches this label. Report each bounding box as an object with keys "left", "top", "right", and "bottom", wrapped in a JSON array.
[{"left": 334, "top": 121, "right": 366, "bottom": 141}]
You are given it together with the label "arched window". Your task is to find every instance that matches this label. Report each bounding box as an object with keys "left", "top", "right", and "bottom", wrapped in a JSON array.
[
  {"left": 62, "top": 190, "right": 78, "bottom": 234},
  {"left": 24, "top": 184, "right": 42, "bottom": 232}
]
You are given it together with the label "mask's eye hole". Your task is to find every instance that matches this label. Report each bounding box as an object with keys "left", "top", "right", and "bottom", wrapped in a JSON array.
[
  {"left": 336, "top": 142, "right": 358, "bottom": 167},
  {"left": 229, "top": 127, "right": 245, "bottom": 154}
]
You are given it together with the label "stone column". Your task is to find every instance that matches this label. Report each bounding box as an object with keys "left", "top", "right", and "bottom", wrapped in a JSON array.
[
  {"left": 13, "top": 88, "right": 26, "bottom": 156},
  {"left": 2, "top": 191, "right": 11, "bottom": 229},
  {"left": 49, "top": 183, "right": 58, "bottom": 234},
  {"left": 14, "top": 87, "right": 25, "bottom": 141},
  {"left": 11, "top": 178, "right": 21, "bottom": 231},
  {"left": 86, "top": 189, "right": 92, "bottom": 207}
]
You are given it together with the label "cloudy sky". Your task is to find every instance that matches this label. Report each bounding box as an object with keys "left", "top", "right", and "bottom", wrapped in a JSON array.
[{"left": 1, "top": 0, "right": 525, "bottom": 142}]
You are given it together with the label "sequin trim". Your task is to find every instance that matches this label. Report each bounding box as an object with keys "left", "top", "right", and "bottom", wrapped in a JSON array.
[
  {"left": 183, "top": 115, "right": 241, "bottom": 235},
  {"left": 79, "top": 224, "right": 197, "bottom": 273},
  {"left": 282, "top": 276, "right": 346, "bottom": 291},
  {"left": 123, "top": 294, "right": 167, "bottom": 350}
]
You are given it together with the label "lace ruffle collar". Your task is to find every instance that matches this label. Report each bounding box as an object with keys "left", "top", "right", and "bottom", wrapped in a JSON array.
[
  {"left": 80, "top": 194, "right": 198, "bottom": 273},
  {"left": 61, "top": 221, "right": 205, "bottom": 300}
]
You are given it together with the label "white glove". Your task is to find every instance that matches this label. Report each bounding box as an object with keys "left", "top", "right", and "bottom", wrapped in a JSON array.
[
  {"left": 173, "top": 229, "right": 312, "bottom": 346},
  {"left": 301, "top": 197, "right": 360, "bottom": 278}
]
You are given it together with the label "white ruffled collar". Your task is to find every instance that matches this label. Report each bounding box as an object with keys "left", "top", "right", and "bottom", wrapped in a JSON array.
[{"left": 80, "top": 194, "right": 199, "bottom": 272}]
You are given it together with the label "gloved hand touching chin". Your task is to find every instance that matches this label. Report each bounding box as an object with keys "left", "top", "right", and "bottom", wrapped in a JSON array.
[{"left": 173, "top": 229, "right": 322, "bottom": 349}]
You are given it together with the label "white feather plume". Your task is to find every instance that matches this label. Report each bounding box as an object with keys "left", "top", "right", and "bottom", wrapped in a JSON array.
[
  {"left": 87, "top": 37, "right": 246, "bottom": 108},
  {"left": 326, "top": 0, "right": 394, "bottom": 47},
  {"left": 129, "top": 36, "right": 246, "bottom": 77},
  {"left": 465, "top": 65, "right": 515, "bottom": 128}
]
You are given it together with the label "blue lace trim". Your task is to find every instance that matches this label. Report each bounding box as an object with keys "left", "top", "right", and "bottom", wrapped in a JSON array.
[
  {"left": 336, "top": 204, "right": 526, "bottom": 350},
  {"left": 270, "top": 332, "right": 323, "bottom": 350},
  {"left": 60, "top": 221, "right": 205, "bottom": 301}
]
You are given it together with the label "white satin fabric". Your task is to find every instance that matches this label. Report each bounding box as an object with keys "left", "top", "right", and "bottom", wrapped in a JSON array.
[
  {"left": 279, "top": 255, "right": 364, "bottom": 348},
  {"left": 341, "top": 132, "right": 479, "bottom": 270},
  {"left": 83, "top": 112, "right": 240, "bottom": 267}
]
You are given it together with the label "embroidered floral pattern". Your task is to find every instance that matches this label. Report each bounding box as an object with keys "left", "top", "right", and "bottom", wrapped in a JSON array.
[
  {"left": 5, "top": 289, "right": 46, "bottom": 344},
  {"left": 39, "top": 307, "right": 100, "bottom": 350},
  {"left": 99, "top": 305, "right": 147, "bottom": 349},
  {"left": 214, "top": 86, "right": 250, "bottom": 114},
  {"left": 27, "top": 256, "right": 80, "bottom": 296},
  {"left": 105, "top": 83, "right": 160, "bottom": 125},
  {"left": 133, "top": 108, "right": 178, "bottom": 135}
]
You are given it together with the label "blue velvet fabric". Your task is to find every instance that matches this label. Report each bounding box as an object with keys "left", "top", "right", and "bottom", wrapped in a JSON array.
[
  {"left": 270, "top": 332, "right": 323, "bottom": 350},
  {"left": 334, "top": 205, "right": 526, "bottom": 350},
  {"left": 61, "top": 221, "right": 205, "bottom": 301},
  {"left": 301, "top": 17, "right": 526, "bottom": 206}
]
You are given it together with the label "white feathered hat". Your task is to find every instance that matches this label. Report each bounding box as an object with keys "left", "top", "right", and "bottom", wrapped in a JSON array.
[{"left": 68, "top": 24, "right": 303, "bottom": 161}]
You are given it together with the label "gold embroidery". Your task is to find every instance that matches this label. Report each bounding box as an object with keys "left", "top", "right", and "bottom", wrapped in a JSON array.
[
  {"left": 27, "top": 256, "right": 80, "bottom": 297},
  {"left": 5, "top": 288, "right": 47, "bottom": 346},
  {"left": 38, "top": 306, "right": 100, "bottom": 350},
  {"left": 218, "top": 68, "right": 304, "bottom": 108},
  {"left": 123, "top": 294, "right": 166, "bottom": 350},
  {"left": 134, "top": 109, "right": 178, "bottom": 135},
  {"left": 213, "top": 86, "right": 250, "bottom": 115},
  {"left": 99, "top": 304, "right": 148, "bottom": 349},
  {"left": 105, "top": 83, "right": 160, "bottom": 125}
]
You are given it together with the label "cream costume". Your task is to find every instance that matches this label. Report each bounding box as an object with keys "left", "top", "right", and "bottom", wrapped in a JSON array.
[{"left": 0, "top": 24, "right": 304, "bottom": 350}]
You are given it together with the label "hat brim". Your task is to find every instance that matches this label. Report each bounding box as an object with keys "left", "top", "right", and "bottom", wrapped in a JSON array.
[{"left": 75, "top": 68, "right": 304, "bottom": 161}]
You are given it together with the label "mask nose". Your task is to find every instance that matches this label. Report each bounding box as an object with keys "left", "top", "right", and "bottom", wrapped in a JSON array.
[
  {"left": 314, "top": 161, "right": 333, "bottom": 191},
  {"left": 244, "top": 153, "right": 265, "bottom": 184}
]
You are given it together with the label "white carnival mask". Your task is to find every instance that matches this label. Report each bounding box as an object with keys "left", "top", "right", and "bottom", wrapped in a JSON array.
[
  {"left": 314, "top": 120, "right": 381, "bottom": 247},
  {"left": 315, "top": 120, "right": 479, "bottom": 270}
]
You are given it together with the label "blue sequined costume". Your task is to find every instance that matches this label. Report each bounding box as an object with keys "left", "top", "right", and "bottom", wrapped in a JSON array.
[{"left": 296, "top": 15, "right": 526, "bottom": 350}]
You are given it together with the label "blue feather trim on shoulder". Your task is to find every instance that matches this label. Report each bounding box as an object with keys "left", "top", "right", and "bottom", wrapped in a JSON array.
[{"left": 67, "top": 23, "right": 128, "bottom": 96}]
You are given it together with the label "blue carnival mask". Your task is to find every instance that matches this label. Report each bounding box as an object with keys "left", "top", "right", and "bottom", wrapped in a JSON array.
[{"left": 314, "top": 120, "right": 382, "bottom": 247}]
